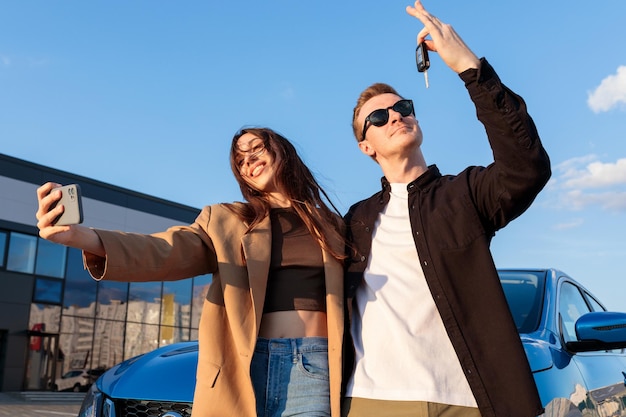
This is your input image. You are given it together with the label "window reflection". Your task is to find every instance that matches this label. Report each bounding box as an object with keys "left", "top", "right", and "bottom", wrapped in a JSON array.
[
  {"left": 34, "top": 278, "right": 63, "bottom": 304},
  {"left": 29, "top": 304, "right": 61, "bottom": 333},
  {"left": 97, "top": 281, "right": 129, "bottom": 320},
  {"left": 192, "top": 274, "right": 212, "bottom": 334},
  {"left": 60, "top": 316, "right": 95, "bottom": 373},
  {"left": 585, "top": 292, "right": 605, "bottom": 312},
  {"left": 16, "top": 227, "right": 209, "bottom": 376},
  {"left": 161, "top": 280, "right": 192, "bottom": 331},
  {"left": 4, "top": 207, "right": 219, "bottom": 399},
  {"left": 559, "top": 282, "right": 591, "bottom": 342},
  {"left": 7, "top": 232, "right": 37, "bottom": 273},
  {"left": 35, "top": 238, "right": 67, "bottom": 278},
  {"left": 128, "top": 281, "right": 162, "bottom": 324},
  {"left": 0, "top": 231, "right": 7, "bottom": 267},
  {"left": 160, "top": 325, "right": 190, "bottom": 346},
  {"left": 125, "top": 322, "right": 159, "bottom": 359},
  {"left": 92, "top": 320, "right": 125, "bottom": 370},
  {"left": 63, "top": 248, "right": 97, "bottom": 316}
]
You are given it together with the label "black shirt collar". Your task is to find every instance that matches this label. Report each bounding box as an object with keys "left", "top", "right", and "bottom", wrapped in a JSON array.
[{"left": 380, "top": 164, "right": 441, "bottom": 194}]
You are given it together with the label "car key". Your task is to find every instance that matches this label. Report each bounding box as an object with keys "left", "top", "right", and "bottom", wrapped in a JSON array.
[{"left": 416, "top": 42, "right": 430, "bottom": 88}]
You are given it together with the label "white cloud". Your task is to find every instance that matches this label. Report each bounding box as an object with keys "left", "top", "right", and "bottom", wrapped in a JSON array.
[
  {"left": 564, "top": 190, "right": 626, "bottom": 212},
  {"left": 552, "top": 218, "right": 584, "bottom": 231},
  {"left": 587, "top": 66, "right": 626, "bottom": 113},
  {"left": 551, "top": 155, "right": 626, "bottom": 212},
  {"left": 562, "top": 158, "right": 626, "bottom": 189},
  {"left": 553, "top": 155, "right": 597, "bottom": 183}
]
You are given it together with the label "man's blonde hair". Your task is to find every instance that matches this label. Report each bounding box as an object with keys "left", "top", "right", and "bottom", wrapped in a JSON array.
[{"left": 351, "top": 83, "right": 403, "bottom": 142}]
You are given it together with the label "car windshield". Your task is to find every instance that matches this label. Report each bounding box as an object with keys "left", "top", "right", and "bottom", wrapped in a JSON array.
[{"left": 499, "top": 270, "right": 545, "bottom": 334}]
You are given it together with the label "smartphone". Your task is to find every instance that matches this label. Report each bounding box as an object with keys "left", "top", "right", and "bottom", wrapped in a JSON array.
[
  {"left": 51, "top": 184, "right": 84, "bottom": 226},
  {"left": 416, "top": 42, "right": 430, "bottom": 73}
]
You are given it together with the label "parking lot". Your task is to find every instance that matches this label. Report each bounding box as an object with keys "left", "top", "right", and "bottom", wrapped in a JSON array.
[{"left": 0, "top": 392, "right": 82, "bottom": 417}]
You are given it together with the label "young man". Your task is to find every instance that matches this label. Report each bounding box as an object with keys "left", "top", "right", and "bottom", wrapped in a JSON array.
[{"left": 342, "top": 2, "right": 551, "bottom": 417}]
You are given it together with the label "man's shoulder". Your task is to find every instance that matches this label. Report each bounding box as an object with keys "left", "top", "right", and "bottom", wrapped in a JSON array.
[{"left": 344, "top": 192, "right": 382, "bottom": 220}]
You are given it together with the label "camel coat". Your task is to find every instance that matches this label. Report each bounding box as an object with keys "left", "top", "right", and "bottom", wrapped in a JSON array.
[{"left": 83, "top": 203, "right": 345, "bottom": 417}]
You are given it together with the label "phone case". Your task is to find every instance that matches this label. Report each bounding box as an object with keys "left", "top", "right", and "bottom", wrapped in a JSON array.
[{"left": 52, "top": 184, "right": 84, "bottom": 226}]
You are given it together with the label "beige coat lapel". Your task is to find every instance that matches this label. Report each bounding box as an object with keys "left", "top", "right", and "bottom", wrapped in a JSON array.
[{"left": 240, "top": 215, "right": 272, "bottom": 337}]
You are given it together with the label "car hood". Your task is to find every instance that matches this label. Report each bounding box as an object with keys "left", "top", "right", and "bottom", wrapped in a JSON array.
[
  {"left": 95, "top": 336, "right": 556, "bottom": 401},
  {"left": 96, "top": 341, "right": 198, "bottom": 402}
]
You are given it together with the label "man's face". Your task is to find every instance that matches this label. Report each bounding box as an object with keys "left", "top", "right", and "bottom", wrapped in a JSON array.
[{"left": 356, "top": 93, "right": 422, "bottom": 160}]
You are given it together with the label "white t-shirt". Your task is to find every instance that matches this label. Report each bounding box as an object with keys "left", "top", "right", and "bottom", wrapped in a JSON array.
[{"left": 346, "top": 183, "right": 477, "bottom": 407}]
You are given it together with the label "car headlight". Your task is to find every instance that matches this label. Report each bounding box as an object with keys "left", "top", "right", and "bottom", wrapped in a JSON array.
[{"left": 78, "top": 383, "right": 116, "bottom": 417}]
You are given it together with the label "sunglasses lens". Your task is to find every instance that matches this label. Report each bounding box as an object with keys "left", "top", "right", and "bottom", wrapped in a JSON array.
[
  {"left": 368, "top": 109, "right": 389, "bottom": 127},
  {"left": 394, "top": 100, "right": 414, "bottom": 116},
  {"left": 362, "top": 99, "right": 414, "bottom": 141}
]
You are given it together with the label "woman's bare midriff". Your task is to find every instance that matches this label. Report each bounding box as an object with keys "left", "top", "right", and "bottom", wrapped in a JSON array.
[{"left": 258, "top": 310, "right": 328, "bottom": 339}]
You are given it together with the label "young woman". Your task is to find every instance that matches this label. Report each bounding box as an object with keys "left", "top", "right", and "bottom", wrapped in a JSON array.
[{"left": 36, "top": 127, "right": 346, "bottom": 417}]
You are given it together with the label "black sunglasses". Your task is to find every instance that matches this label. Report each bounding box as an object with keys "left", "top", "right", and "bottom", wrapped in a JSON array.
[{"left": 361, "top": 99, "right": 415, "bottom": 142}]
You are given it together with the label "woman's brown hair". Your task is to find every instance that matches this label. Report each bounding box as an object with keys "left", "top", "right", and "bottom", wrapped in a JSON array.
[{"left": 225, "top": 127, "right": 345, "bottom": 263}]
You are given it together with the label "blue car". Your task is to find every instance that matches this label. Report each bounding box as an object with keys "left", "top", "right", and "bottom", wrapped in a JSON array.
[{"left": 78, "top": 268, "right": 626, "bottom": 417}]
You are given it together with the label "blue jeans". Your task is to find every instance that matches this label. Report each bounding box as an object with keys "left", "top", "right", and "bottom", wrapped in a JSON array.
[{"left": 251, "top": 337, "right": 330, "bottom": 417}]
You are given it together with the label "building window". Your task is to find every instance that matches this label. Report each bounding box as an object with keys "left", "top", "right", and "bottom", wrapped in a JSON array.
[
  {"left": 92, "top": 319, "right": 125, "bottom": 370},
  {"left": 0, "top": 231, "right": 7, "bottom": 268},
  {"left": 29, "top": 304, "right": 61, "bottom": 333},
  {"left": 63, "top": 248, "right": 97, "bottom": 318},
  {"left": 60, "top": 315, "right": 96, "bottom": 371},
  {"left": 161, "top": 279, "right": 192, "bottom": 327},
  {"left": 125, "top": 323, "right": 159, "bottom": 359},
  {"left": 128, "top": 281, "right": 162, "bottom": 325},
  {"left": 96, "top": 281, "right": 128, "bottom": 320},
  {"left": 6, "top": 232, "right": 37, "bottom": 273},
  {"left": 191, "top": 274, "right": 211, "bottom": 331},
  {"left": 34, "top": 278, "right": 64, "bottom": 304},
  {"left": 35, "top": 238, "right": 67, "bottom": 278}
]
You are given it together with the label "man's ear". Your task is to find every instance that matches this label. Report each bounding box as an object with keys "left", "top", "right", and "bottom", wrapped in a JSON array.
[{"left": 358, "top": 140, "right": 376, "bottom": 158}]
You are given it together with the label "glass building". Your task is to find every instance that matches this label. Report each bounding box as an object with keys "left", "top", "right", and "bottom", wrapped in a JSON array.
[{"left": 0, "top": 153, "right": 209, "bottom": 392}]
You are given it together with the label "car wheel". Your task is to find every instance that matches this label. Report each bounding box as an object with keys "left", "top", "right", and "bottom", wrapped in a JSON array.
[
  {"left": 72, "top": 384, "right": 81, "bottom": 392},
  {"left": 52, "top": 384, "right": 58, "bottom": 392}
]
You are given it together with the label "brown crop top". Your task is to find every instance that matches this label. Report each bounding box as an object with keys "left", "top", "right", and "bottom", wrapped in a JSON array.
[{"left": 263, "top": 208, "right": 326, "bottom": 313}]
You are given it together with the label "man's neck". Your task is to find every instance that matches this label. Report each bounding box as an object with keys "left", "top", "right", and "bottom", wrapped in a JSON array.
[{"left": 379, "top": 150, "right": 428, "bottom": 183}]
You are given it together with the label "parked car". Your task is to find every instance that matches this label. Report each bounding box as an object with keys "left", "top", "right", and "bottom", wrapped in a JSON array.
[
  {"left": 53, "top": 368, "right": 106, "bottom": 392},
  {"left": 77, "top": 268, "right": 626, "bottom": 417}
]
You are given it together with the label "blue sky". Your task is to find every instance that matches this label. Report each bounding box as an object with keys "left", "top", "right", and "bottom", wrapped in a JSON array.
[{"left": 1, "top": 1, "right": 625, "bottom": 310}]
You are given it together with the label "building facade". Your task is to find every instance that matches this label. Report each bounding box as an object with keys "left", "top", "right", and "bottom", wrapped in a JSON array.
[{"left": 0, "top": 153, "right": 210, "bottom": 392}]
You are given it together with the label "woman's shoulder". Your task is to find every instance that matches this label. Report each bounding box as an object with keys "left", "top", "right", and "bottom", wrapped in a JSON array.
[
  {"left": 199, "top": 202, "right": 247, "bottom": 218},
  {"left": 196, "top": 202, "right": 259, "bottom": 227}
]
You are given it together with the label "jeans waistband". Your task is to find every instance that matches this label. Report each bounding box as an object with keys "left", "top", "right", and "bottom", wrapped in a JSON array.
[{"left": 255, "top": 337, "right": 328, "bottom": 354}]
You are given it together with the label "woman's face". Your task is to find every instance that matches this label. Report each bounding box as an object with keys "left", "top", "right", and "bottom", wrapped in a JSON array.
[{"left": 235, "top": 132, "right": 283, "bottom": 194}]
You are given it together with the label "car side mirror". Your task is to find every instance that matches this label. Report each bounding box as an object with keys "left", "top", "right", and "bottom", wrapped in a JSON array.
[{"left": 566, "top": 311, "right": 626, "bottom": 352}]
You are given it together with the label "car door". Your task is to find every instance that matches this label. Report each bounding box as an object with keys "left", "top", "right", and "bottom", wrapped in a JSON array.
[{"left": 558, "top": 279, "right": 626, "bottom": 416}]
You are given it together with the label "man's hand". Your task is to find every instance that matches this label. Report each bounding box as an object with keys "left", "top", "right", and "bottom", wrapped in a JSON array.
[{"left": 406, "top": 1, "right": 480, "bottom": 74}]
